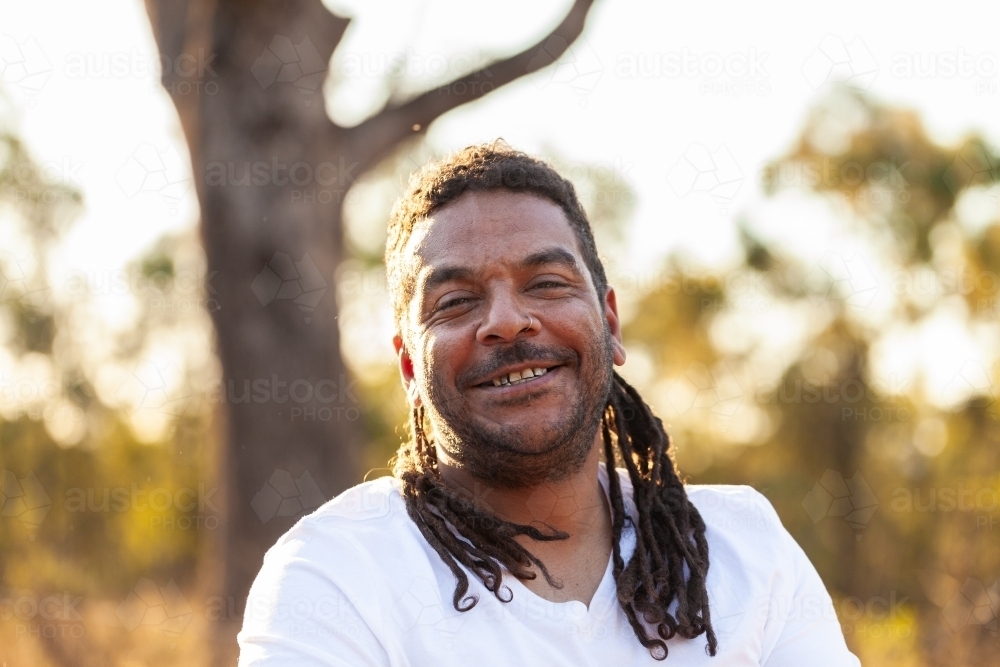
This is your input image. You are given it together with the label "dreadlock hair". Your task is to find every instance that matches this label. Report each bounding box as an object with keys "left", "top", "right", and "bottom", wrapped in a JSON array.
[{"left": 386, "top": 141, "right": 718, "bottom": 660}]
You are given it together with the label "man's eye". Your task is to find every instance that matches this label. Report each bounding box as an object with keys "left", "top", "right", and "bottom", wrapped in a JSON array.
[
  {"left": 438, "top": 296, "right": 471, "bottom": 311},
  {"left": 533, "top": 281, "right": 566, "bottom": 289}
]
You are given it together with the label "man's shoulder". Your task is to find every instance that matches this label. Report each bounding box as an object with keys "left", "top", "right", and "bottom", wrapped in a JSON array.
[
  {"left": 684, "top": 483, "right": 777, "bottom": 535},
  {"left": 681, "top": 483, "right": 798, "bottom": 581},
  {"left": 312, "top": 474, "right": 403, "bottom": 522},
  {"left": 607, "top": 466, "right": 769, "bottom": 522},
  {"left": 605, "top": 468, "right": 782, "bottom": 546},
  {"left": 240, "top": 478, "right": 415, "bottom": 659},
  {"left": 685, "top": 483, "right": 769, "bottom": 516},
  {"left": 264, "top": 476, "right": 411, "bottom": 562}
]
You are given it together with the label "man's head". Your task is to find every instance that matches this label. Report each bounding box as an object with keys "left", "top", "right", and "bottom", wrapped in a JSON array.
[{"left": 386, "top": 142, "right": 626, "bottom": 488}]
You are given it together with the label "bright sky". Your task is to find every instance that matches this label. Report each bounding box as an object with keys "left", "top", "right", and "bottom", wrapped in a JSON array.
[
  {"left": 5, "top": 0, "right": 1000, "bottom": 275},
  {"left": 3, "top": 0, "right": 1000, "bottom": 437}
]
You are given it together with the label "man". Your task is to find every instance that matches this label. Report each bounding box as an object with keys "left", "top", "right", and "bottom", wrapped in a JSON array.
[{"left": 238, "top": 142, "right": 861, "bottom": 665}]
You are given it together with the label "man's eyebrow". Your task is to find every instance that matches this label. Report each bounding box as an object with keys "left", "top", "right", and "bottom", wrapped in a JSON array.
[
  {"left": 422, "top": 265, "right": 474, "bottom": 296},
  {"left": 520, "top": 247, "right": 582, "bottom": 273}
]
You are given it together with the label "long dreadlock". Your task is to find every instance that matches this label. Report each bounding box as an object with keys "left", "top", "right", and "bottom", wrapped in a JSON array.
[{"left": 392, "top": 371, "right": 718, "bottom": 660}]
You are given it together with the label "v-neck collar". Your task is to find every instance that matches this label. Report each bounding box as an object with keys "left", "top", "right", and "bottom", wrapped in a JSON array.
[{"left": 499, "top": 463, "right": 634, "bottom": 624}]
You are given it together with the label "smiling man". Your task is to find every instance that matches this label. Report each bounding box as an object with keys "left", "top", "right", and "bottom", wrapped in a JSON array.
[{"left": 237, "top": 142, "right": 861, "bottom": 666}]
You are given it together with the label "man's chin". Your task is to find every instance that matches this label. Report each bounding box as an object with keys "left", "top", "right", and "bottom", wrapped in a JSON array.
[
  {"left": 445, "top": 417, "right": 598, "bottom": 487},
  {"left": 430, "top": 374, "right": 607, "bottom": 487},
  {"left": 471, "top": 417, "right": 576, "bottom": 455}
]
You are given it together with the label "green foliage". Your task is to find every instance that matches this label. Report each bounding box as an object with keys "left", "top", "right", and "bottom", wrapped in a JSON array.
[
  {"left": 0, "top": 414, "right": 212, "bottom": 593},
  {"left": 643, "top": 87, "right": 1000, "bottom": 664},
  {"left": 0, "top": 103, "right": 217, "bottom": 667}
]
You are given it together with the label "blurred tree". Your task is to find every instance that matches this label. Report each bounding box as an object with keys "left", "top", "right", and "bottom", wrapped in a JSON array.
[
  {"left": 621, "top": 86, "right": 1000, "bottom": 666},
  {"left": 141, "top": 0, "right": 598, "bottom": 657},
  {"left": 0, "top": 102, "right": 215, "bottom": 667}
]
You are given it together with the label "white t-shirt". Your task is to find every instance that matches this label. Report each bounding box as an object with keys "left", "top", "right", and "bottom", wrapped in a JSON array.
[{"left": 238, "top": 465, "right": 861, "bottom": 666}]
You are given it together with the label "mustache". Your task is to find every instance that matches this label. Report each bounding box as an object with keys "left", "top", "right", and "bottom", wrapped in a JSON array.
[{"left": 458, "top": 339, "right": 579, "bottom": 387}]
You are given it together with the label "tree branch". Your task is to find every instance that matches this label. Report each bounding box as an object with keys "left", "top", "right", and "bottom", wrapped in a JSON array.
[
  {"left": 144, "top": 0, "right": 351, "bottom": 199},
  {"left": 143, "top": 0, "right": 192, "bottom": 74},
  {"left": 144, "top": 0, "right": 216, "bottom": 174},
  {"left": 344, "top": 0, "right": 597, "bottom": 174}
]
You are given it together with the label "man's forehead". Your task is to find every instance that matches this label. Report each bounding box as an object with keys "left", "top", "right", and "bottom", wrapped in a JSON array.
[{"left": 401, "top": 190, "right": 581, "bottom": 271}]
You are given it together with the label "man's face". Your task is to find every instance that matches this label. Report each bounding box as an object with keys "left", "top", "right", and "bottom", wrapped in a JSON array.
[{"left": 393, "top": 189, "right": 626, "bottom": 489}]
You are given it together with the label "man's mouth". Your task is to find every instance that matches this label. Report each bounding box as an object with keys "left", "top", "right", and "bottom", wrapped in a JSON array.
[{"left": 478, "top": 364, "right": 561, "bottom": 388}]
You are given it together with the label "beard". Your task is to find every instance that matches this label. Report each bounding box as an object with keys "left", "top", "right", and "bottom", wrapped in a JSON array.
[{"left": 423, "top": 327, "right": 615, "bottom": 489}]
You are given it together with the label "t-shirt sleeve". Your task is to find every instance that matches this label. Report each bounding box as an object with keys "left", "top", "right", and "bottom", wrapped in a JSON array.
[
  {"left": 237, "top": 530, "right": 391, "bottom": 667},
  {"left": 752, "top": 490, "right": 862, "bottom": 667}
]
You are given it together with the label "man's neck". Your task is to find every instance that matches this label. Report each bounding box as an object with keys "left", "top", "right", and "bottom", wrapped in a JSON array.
[{"left": 436, "top": 433, "right": 613, "bottom": 606}]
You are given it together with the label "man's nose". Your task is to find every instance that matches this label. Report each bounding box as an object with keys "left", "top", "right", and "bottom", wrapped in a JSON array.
[{"left": 476, "top": 291, "right": 539, "bottom": 344}]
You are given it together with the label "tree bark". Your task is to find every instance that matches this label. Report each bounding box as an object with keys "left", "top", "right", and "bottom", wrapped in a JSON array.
[{"left": 143, "top": 0, "right": 597, "bottom": 661}]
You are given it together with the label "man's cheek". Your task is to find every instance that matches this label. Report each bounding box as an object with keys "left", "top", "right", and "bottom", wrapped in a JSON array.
[{"left": 417, "top": 343, "right": 444, "bottom": 389}]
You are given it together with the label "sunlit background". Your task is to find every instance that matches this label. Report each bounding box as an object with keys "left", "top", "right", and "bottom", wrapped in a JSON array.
[{"left": 2, "top": 0, "right": 999, "bottom": 665}]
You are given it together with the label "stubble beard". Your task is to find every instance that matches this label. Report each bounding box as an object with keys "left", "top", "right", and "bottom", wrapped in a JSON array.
[{"left": 424, "top": 329, "right": 615, "bottom": 490}]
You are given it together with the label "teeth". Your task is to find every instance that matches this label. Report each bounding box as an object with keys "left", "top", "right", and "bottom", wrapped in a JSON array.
[{"left": 489, "top": 367, "right": 549, "bottom": 387}]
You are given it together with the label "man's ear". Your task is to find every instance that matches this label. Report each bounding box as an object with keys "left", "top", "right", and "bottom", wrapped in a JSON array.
[
  {"left": 393, "top": 333, "right": 421, "bottom": 407},
  {"left": 603, "top": 287, "right": 627, "bottom": 366}
]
